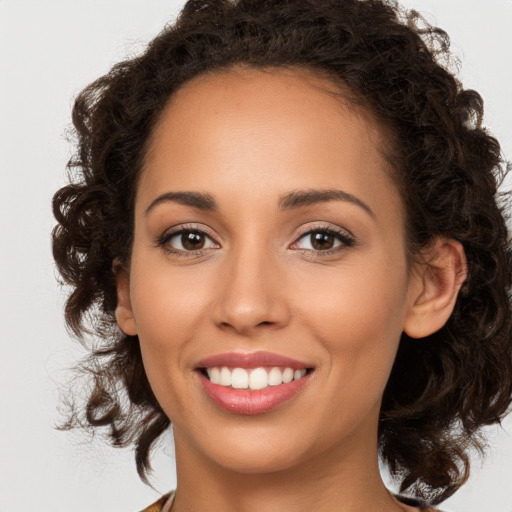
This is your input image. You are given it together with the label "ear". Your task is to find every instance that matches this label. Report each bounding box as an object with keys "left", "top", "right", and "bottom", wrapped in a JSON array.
[
  {"left": 404, "top": 238, "right": 467, "bottom": 339},
  {"left": 112, "top": 258, "right": 138, "bottom": 336}
]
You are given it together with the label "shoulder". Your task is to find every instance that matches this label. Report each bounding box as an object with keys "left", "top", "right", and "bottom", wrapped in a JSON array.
[{"left": 139, "top": 492, "right": 174, "bottom": 512}]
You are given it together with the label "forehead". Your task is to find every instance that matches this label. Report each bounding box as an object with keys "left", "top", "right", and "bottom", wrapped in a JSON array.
[
  {"left": 147, "top": 65, "right": 385, "bottom": 163},
  {"left": 139, "top": 66, "right": 401, "bottom": 221}
]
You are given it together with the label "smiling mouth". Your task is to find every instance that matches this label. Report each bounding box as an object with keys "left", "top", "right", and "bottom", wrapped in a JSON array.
[
  {"left": 195, "top": 352, "right": 314, "bottom": 414},
  {"left": 202, "top": 366, "right": 310, "bottom": 391}
]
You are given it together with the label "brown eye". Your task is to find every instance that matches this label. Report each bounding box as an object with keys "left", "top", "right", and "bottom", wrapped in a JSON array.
[
  {"left": 182, "top": 231, "right": 206, "bottom": 250},
  {"left": 163, "top": 229, "right": 218, "bottom": 253},
  {"left": 310, "top": 232, "right": 335, "bottom": 250},
  {"left": 292, "top": 228, "right": 354, "bottom": 253}
]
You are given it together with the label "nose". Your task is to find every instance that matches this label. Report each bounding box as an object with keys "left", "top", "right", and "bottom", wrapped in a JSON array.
[{"left": 212, "top": 244, "right": 291, "bottom": 336}]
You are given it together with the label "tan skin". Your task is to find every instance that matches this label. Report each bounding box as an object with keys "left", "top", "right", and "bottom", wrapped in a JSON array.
[{"left": 115, "top": 67, "right": 467, "bottom": 512}]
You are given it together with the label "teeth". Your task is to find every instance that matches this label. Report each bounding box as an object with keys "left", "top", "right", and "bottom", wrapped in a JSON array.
[
  {"left": 205, "top": 366, "right": 307, "bottom": 390},
  {"left": 282, "top": 367, "right": 294, "bottom": 383},
  {"left": 231, "top": 368, "right": 249, "bottom": 389},
  {"left": 268, "top": 367, "right": 283, "bottom": 386},
  {"left": 249, "top": 367, "right": 268, "bottom": 390},
  {"left": 208, "top": 367, "right": 220, "bottom": 384},
  {"left": 219, "top": 367, "right": 232, "bottom": 386}
]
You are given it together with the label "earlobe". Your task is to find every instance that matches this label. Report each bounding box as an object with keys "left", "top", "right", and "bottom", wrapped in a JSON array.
[
  {"left": 404, "top": 238, "right": 467, "bottom": 339},
  {"left": 113, "top": 259, "right": 138, "bottom": 336}
]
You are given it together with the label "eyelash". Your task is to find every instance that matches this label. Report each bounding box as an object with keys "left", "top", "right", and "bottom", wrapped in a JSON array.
[
  {"left": 156, "top": 224, "right": 218, "bottom": 257},
  {"left": 292, "top": 225, "right": 355, "bottom": 257},
  {"left": 156, "top": 224, "right": 355, "bottom": 257}
]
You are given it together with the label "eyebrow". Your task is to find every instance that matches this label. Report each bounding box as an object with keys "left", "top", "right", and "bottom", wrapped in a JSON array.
[
  {"left": 145, "top": 191, "right": 217, "bottom": 215},
  {"left": 279, "top": 189, "right": 375, "bottom": 218},
  {"left": 145, "top": 188, "right": 374, "bottom": 218}
]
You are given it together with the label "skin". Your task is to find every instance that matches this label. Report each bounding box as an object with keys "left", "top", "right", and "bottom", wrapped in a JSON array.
[{"left": 116, "top": 67, "right": 466, "bottom": 512}]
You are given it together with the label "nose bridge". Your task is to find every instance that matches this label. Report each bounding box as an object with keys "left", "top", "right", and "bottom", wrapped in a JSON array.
[{"left": 213, "top": 232, "right": 289, "bottom": 334}]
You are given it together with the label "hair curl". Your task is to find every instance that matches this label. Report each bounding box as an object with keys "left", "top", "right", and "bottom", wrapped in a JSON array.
[{"left": 52, "top": 0, "right": 512, "bottom": 503}]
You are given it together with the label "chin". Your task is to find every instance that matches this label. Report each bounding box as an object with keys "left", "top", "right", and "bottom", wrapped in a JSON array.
[
  {"left": 207, "top": 443, "right": 307, "bottom": 475},
  {"left": 178, "top": 416, "right": 316, "bottom": 475}
]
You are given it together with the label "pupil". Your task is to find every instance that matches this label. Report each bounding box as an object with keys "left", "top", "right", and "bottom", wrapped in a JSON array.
[
  {"left": 312, "top": 232, "right": 334, "bottom": 250},
  {"left": 182, "top": 231, "right": 204, "bottom": 250}
]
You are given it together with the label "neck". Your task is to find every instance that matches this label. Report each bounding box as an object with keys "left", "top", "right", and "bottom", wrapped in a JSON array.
[{"left": 170, "top": 420, "right": 411, "bottom": 512}]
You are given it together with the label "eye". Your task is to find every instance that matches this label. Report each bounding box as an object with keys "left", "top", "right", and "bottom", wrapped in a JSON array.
[
  {"left": 292, "top": 227, "right": 354, "bottom": 253},
  {"left": 159, "top": 228, "right": 219, "bottom": 254}
]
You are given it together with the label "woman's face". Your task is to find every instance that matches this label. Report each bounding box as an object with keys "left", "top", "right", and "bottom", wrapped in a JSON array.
[{"left": 117, "top": 67, "right": 422, "bottom": 475}]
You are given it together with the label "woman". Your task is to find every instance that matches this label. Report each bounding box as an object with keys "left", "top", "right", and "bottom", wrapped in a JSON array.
[{"left": 52, "top": 0, "right": 512, "bottom": 510}]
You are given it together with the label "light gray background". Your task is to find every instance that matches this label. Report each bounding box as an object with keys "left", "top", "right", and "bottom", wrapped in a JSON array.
[{"left": 0, "top": 1, "right": 511, "bottom": 511}]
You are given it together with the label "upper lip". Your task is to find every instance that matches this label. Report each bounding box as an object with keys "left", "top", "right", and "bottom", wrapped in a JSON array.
[{"left": 195, "top": 351, "right": 312, "bottom": 370}]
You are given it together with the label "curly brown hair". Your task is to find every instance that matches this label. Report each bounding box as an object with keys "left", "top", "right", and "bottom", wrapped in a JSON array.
[{"left": 52, "top": 0, "right": 512, "bottom": 504}]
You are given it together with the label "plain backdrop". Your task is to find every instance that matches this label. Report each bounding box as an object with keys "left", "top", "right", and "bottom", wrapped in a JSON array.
[{"left": 0, "top": 1, "right": 511, "bottom": 511}]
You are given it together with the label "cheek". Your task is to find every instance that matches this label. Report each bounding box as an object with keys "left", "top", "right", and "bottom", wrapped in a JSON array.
[
  {"left": 130, "top": 260, "right": 210, "bottom": 343},
  {"left": 295, "top": 255, "right": 409, "bottom": 392},
  {"left": 127, "top": 257, "right": 215, "bottom": 403}
]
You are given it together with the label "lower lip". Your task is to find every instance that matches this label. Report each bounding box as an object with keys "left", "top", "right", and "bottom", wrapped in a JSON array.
[{"left": 198, "top": 372, "right": 311, "bottom": 415}]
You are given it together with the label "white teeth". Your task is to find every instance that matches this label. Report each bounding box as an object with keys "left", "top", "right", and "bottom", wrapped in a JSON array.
[
  {"left": 231, "top": 368, "right": 249, "bottom": 389},
  {"left": 294, "top": 369, "right": 306, "bottom": 380},
  {"left": 219, "top": 367, "right": 232, "bottom": 386},
  {"left": 249, "top": 367, "right": 268, "bottom": 390},
  {"left": 208, "top": 367, "right": 220, "bottom": 384},
  {"left": 205, "top": 366, "right": 308, "bottom": 390},
  {"left": 268, "top": 367, "right": 283, "bottom": 386},
  {"left": 282, "top": 367, "right": 294, "bottom": 383}
]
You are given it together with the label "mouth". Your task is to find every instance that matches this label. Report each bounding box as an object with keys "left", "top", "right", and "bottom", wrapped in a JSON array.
[
  {"left": 195, "top": 352, "right": 314, "bottom": 414},
  {"left": 202, "top": 366, "right": 309, "bottom": 390}
]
